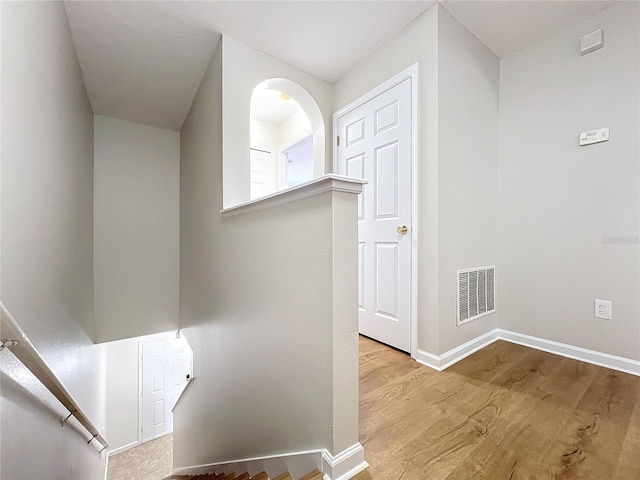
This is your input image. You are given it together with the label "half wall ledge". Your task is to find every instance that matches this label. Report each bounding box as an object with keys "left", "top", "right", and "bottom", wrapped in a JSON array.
[{"left": 221, "top": 175, "right": 366, "bottom": 217}]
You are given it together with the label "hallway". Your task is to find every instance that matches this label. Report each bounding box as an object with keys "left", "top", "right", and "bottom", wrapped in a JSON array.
[{"left": 106, "top": 336, "right": 639, "bottom": 480}]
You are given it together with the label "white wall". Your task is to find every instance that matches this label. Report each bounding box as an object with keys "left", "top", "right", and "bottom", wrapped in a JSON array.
[
  {"left": 175, "top": 42, "right": 360, "bottom": 470},
  {"left": 498, "top": 2, "right": 640, "bottom": 360},
  {"left": 334, "top": 4, "right": 500, "bottom": 355},
  {"left": 280, "top": 110, "right": 313, "bottom": 148},
  {"left": 104, "top": 337, "right": 140, "bottom": 452},
  {"left": 436, "top": 7, "right": 499, "bottom": 352},
  {"left": 250, "top": 118, "right": 280, "bottom": 150},
  {"left": 221, "top": 36, "right": 333, "bottom": 207},
  {"left": 251, "top": 112, "right": 312, "bottom": 152},
  {"left": 94, "top": 115, "right": 180, "bottom": 343},
  {"left": 1, "top": 2, "right": 106, "bottom": 479}
]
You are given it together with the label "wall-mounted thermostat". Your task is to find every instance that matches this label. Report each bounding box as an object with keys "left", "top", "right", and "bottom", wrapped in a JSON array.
[
  {"left": 580, "top": 127, "right": 609, "bottom": 146},
  {"left": 581, "top": 29, "right": 604, "bottom": 55}
]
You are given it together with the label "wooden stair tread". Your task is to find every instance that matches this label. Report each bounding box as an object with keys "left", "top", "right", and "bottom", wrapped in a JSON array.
[
  {"left": 272, "top": 473, "right": 293, "bottom": 480},
  {"left": 299, "top": 469, "right": 323, "bottom": 480},
  {"left": 163, "top": 468, "right": 321, "bottom": 480}
]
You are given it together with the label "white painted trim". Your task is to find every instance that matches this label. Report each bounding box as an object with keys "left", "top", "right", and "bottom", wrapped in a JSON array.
[
  {"left": 497, "top": 329, "right": 640, "bottom": 377},
  {"left": 332, "top": 63, "right": 420, "bottom": 359},
  {"left": 107, "top": 440, "right": 140, "bottom": 457},
  {"left": 142, "top": 430, "right": 172, "bottom": 443},
  {"left": 171, "top": 377, "right": 194, "bottom": 413},
  {"left": 137, "top": 340, "right": 143, "bottom": 444},
  {"left": 409, "top": 64, "right": 420, "bottom": 362},
  {"left": 322, "top": 443, "right": 368, "bottom": 480},
  {"left": 415, "top": 329, "right": 500, "bottom": 371},
  {"left": 414, "top": 328, "right": 640, "bottom": 376},
  {"left": 221, "top": 174, "right": 365, "bottom": 217},
  {"left": 103, "top": 450, "right": 109, "bottom": 480}
]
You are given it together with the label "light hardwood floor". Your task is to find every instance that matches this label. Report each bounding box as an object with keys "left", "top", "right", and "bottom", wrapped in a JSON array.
[
  {"left": 108, "top": 434, "right": 173, "bottom": 480},
  {"left": 353, "top": 336, "right": 640, "bottom": 480}
]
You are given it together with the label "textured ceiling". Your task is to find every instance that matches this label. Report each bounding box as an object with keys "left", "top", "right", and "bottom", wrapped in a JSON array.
[
  {"left": 441, "top": 0, "right": 618, "bottom": 58},
  {"left": 64, "top": 1, "right": 434, "bottom": 131},
  {"left": 64, "top": 1, "right": 221, "bottom": 131},
  {"left": 64, "top": 0, "right": 620, "bottom": 132}
]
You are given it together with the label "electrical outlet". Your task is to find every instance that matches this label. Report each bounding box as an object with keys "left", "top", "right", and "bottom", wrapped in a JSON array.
[{"left": 594, "top": 299, "right": 612, "bottom": 320}]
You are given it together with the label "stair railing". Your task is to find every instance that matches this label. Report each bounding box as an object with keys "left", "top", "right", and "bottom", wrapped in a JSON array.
[{"left": 0, "top": 303, "right": 109, "bottom": 451}]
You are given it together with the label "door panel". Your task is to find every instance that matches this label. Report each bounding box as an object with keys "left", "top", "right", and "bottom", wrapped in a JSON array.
[
  {"left": 142, "top": 338, "right": 191, "bottom": 442},
  {"left": 375, "top": 242, "right": 399, "bottom": 319},
  {"left": 152, "top": 400, "right": 164, "bottom": 427},
  {"left": 374, "top": 101, "right": 399, "bottom": 134},
  {"left": 337, "top": 78, "right": 412, "bottom": 352},
  {"left": 374, "top": 142, "right": 399, "bottom": 219}
]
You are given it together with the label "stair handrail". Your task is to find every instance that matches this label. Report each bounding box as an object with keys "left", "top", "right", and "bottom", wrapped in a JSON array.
[{"left": 0, "top": 303, "right": 109, "bottom": 451}]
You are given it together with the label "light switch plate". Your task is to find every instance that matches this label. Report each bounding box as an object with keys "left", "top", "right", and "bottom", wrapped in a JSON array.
[{"left": 580, "top": 127, "right": 609, "bottom": 146}]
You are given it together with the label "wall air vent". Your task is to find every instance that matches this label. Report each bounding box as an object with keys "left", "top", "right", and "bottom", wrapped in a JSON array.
[{"left": 457, "top": 266, "right": 495, "bottom": 325}]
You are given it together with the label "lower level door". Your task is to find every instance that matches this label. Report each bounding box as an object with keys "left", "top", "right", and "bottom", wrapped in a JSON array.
[{"left": 141, "top": 338, "right": 191, "bottom": 442}]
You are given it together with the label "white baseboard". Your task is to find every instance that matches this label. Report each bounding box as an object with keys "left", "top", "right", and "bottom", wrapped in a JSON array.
[
  {"left": 497, "top": 329, "right": 640, "bottom": 377},
  {"left": 414, "top": 328, "right": 639, "bottom": 376},
  {"left": 173, "top": 443, "right": 367, "bottom": 480},
  {"left": 103, "top": 451, "right": 109, "bottom": 480},
  {"left": 414, "top": 329, "right": 500, "bottom": 371},
  {"left": 322, "top": 443, "right": 368, "bottom": 480},
  {"left": 107, "top": 440, "right": 140, "bottom": 457}
]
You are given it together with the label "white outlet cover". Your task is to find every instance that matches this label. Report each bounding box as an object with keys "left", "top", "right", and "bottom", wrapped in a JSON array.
[{"left": 594, "top": 299, "right": 612, "bottom": 320}]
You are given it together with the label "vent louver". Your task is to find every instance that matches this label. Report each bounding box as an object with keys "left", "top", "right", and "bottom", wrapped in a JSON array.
[{"left": 457, "top": 266, "right": 495, "bottom": 325}]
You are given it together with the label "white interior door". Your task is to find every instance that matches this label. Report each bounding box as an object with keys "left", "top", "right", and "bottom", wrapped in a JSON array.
[
  {"left": 250, "top": 147, "right": 276, "bottom": 199},
  {"left": 282, "top": 135, "right": 314, "bottom": 188},
  {"left": 336, "top": 78, "right": 412, "bottom": 352},
  {"left": 141, "top": 338, "right": 191, "bottom": 442}
]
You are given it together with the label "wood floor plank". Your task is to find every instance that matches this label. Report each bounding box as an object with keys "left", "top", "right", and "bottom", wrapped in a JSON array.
[
  {"left": 612, "top": 381, "right": 640, "bottom": 479},
  {"left": 538, "top": 368, "right": 638, "bottom": 480},
  {"left": 354, "top": 336, "right": 640, "bottom": 480},
  {"left": 359, "top": 351, "right": 422, "bottom": 398}
]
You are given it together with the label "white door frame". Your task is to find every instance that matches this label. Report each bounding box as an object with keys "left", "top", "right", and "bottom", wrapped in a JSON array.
[
  {"left": 137, "top": 340, "right": 144, "bottom": 444},
  {"left": 333, "top": 63, "right": 420, "bottom": 359}
]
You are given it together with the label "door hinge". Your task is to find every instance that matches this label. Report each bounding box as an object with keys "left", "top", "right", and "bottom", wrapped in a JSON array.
[{"left": 336, "top": 136, "right": 340, "bottom": 147}]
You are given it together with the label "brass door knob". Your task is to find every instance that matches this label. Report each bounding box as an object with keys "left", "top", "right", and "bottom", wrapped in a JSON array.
[{"left": 397, "top": 225, "right": 408, "bottom": 235}]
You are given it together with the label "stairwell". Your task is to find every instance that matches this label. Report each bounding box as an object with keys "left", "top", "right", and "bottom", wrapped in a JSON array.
[{"left": 164, "top": 469, "right": 324, "bottom": 480}]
